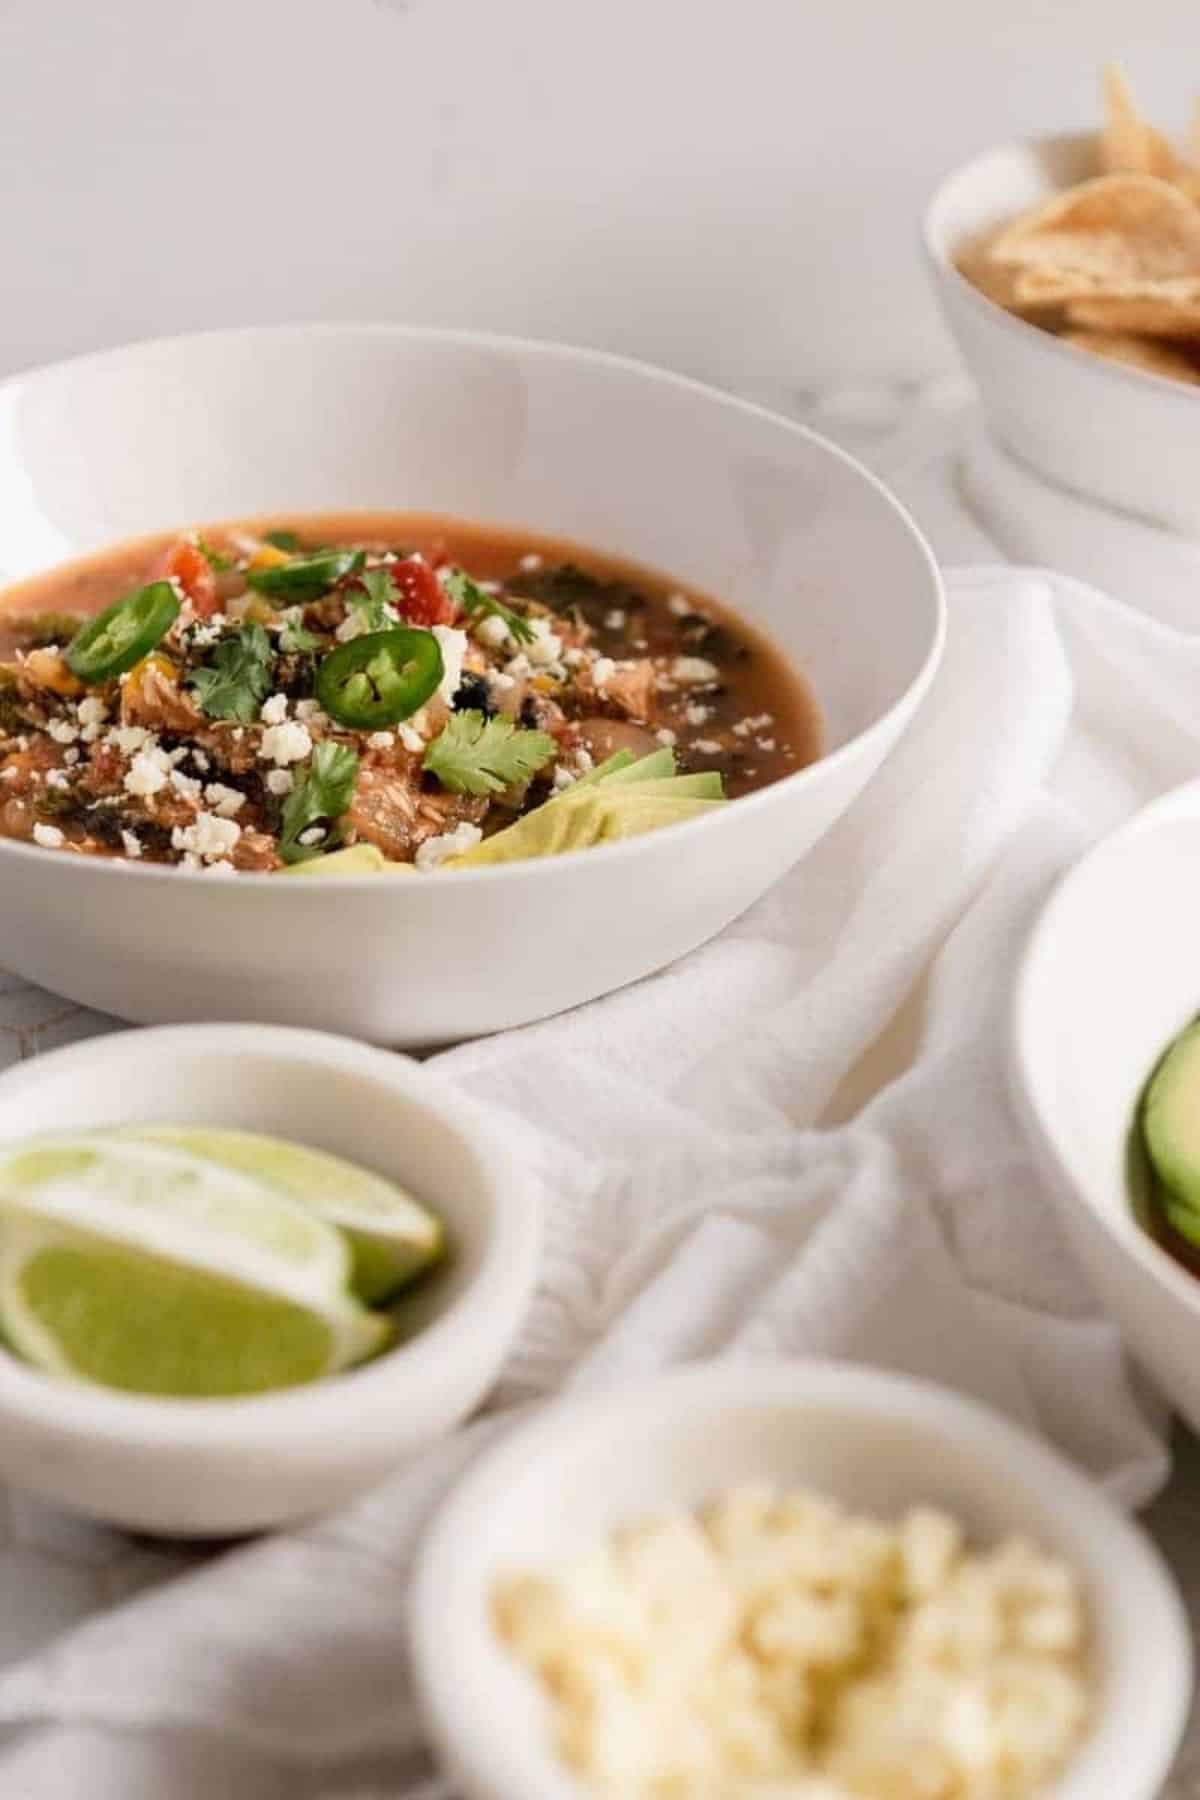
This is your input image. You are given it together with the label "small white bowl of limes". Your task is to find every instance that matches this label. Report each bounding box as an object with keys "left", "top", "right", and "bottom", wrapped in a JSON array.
[{"left": 0, "top": 1024, "right": 540, "bottom": 1536}]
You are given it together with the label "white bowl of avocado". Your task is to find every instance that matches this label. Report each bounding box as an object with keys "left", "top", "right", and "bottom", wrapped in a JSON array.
[{"left": 1012, "top": 778, "right": 1200, "bottom": 1436}]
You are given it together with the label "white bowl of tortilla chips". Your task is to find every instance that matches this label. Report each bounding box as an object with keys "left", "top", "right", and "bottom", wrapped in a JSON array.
[{"left": 924, "top": 68, "right": 1200, "bottom": 538}]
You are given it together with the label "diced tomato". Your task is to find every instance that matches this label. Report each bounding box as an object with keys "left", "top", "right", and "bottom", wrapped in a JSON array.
[
  {"left": 151, "top": 538, "right": 218, "bottom": 618},
  {"left": 389, "top": 556, "right": 457, "bottom": 627}
]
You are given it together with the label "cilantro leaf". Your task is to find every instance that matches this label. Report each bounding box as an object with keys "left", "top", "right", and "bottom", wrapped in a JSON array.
[
  {"left": 188, "top": 622, "right": 273, "bottom": 722},
  {"left": 423, "top": 709, "right": 556, "bottom": 796},
  {"left": 278, "top": 607, "right": 320, "bottom": 654},
  {"left": 264, "top": 529, "right": 301, "bottom": 552},
  {"left": 350, "top": 568, "right": 400, "bottom": 633},
  {"left": 441, "top": 568, "right": 535, "bottom": 646},
  {"left": 194, "top": 534, "right": 233, "bottom": 572},
  {"left": 278, "top": 740, "right": 361, "bottom": 864}
]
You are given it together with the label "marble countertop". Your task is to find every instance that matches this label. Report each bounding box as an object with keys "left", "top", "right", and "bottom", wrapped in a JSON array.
[{"left": 0, "top": 378, "right": 1195, "bottom": 1795}]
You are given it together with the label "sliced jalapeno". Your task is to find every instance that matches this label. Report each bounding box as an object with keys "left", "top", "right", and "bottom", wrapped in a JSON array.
[
  {"left": 64, "top": 581, "right": 181, "bottom": 684},
  {"left": 245, "top": 549, "right": 364, "bottom": 601},
  {"left": 315, "top": 628, "right": 444, "bottom": 730}
]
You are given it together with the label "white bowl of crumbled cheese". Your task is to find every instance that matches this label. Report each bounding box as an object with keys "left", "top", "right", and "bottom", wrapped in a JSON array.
[{"left": 408, "top": 1360, "right": 1189, "bottom": 1800}]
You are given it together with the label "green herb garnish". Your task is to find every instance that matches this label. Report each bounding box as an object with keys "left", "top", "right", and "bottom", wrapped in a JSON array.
[
  {"left": 194, "top": 535, "right": 233, "bottom": 572},
  {"left": 279, "top": 740, "right": 360, "bottom": 864},
  {"left": 264, "top": 529, "right": 301, "bottom": 552},
  {"left": 188, "top": 622, "right": 273, "bottom": 722},
  {"left": 423, "top": 709, "right": 556, "bottom": 796},
  {"left": 441, "top": 568, "right": 535, "bottom": 647},
  {"left": 278, "top": 608, "right": 320, "bottom": 654},
  {"left": 348, "top": 568, "right": 399, "bottom": 634}
]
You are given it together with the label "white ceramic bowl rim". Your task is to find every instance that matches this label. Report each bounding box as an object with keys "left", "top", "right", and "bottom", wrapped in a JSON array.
[
  {"left": 0, "top": 320, "right": 946, "bottom": 890},
  {"left": 921, "top": 131, "right": 1200, "bottom": 408},
  {"left": 410, "top": 1358, "right": 1191, "bottom": 1800},
  {"left": 0, "top": 1022, "right": 540, "bottom": 1452},
  {"left": 1011, "top": 777, "right": 1200, "bottom": 1323}
]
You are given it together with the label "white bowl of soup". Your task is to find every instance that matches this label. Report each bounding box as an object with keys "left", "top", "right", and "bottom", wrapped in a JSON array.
[{"left": 0, "top": 324, "right": 944, "bottom": 1044}]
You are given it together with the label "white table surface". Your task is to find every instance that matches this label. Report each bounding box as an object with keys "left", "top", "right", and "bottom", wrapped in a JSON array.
[{"left": 0, "top": 378, "right": 1196, "bottom": 1796}]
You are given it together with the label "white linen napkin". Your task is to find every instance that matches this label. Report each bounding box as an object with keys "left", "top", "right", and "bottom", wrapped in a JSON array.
[{"left": 0, "top": 490, "right": 1198, "bottom": 1792}]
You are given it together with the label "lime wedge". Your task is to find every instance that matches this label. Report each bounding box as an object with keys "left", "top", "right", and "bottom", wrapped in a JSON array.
[
  {"left": 0, "top": 1136, "right": 390, "bottom": 1397},
  {"left": 115, "top": 1126, "right": 444, "bottom": 1304}
]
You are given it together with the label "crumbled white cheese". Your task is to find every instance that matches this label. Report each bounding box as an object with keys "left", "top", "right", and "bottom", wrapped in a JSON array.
[
  {"left": 591, "top": 656, "right": 617, "bottom": 690},
  {"left": 76, "top": 696, "right": 108, "bottom": 733},
  {"left": 526, "top": 619, "right": 563, "bottom": 667},
  {"left": 474, "top": 614, "right": 511, "bottom": 649},
  {"left": 433, "top": 625, "right": 469, "bottom": 703},
  {"left": 47, "top": 719, "right": 79, "bottom": 746},
  {"left": 62, "top": 747, "right": 80, "bottom": 767},
  {"left": 169, "top": 768, "right": 203, "bottom": 803},
  {"left": 503, "top": 653, "right": 532, "bottom": 681},
  {"left": 191, "top": 749, "right": 210, "bottom": 773},
  {"left": 297, "top": 826, "right": 326, "bottom": 847},
  {"left": 655, "top": 727, "right": 677, "bottom": 747},
  {"left": 202, "top": 859, "right": 237, "bottom": 877},
  {"left": 335, "top": 611, "right": 369, "bottom": 643},
  {"left": 265, "top": 768, "right": 294, "bottom": 796},
  {"left": 667, "top": 592, "right": 692, "bottom": 616},
  {"left": 415, "top": 821, "right": 483, "bottom": 870},
  {"left": 684, "top": 703, "right": 711, "bottom": 727},
  {"left": 552, "top": 766, "right": 577, "bottom": 791},
  {"left": 259, "top": 721, "right": 313, "bottom": 766},
  {"left": 487, "top": 671, "right": 517, "bottom": 696},
  {"left": 671, "top": 655, "right": 719, "bottom": 685},
  {"left": 293, "top": 699, "right": 325, "bottom": 723},
  {"left": 757, "top": 737, "right": 776, "bottom": 753},
  {"left": 204, "top": 782, "right": 245, "bottom": 818},
  {"left": 693, "top": 739, "right": 722, "bottom": 755},
  {"left": 604, "top": 609, "right": 627, "bottom": 631},
  {"left": 398, "top": 724, "right": 424, "bottom": 754},
  {"left": 123, "top": 750, "right": 170, "bottom": 798},
  {"left": 495, "top": 1486, "right": 1090, "bottom": 1800},
  {"left": 107, "top": 724, "right": 151, "bottom": 754},
  {"left": 367, "top": 731, "right": 395, "bottom": 750},
  {"left": 32, "top": 823, "right": 64, "bottom": 849},
  {"left": 45, "top": 770, "right": 70, "bottom": 791},
  {"left": 563, "top": 647, "right": 586, "bottom": 669},
  {"left": 188, "top": 615, "right": 225, "bottom": 648},
  {"left": 518, "top": 552, "right": 544, "bottom": 572},
  {"left": 260, "top": 692, "right": 289, "bottom": 726},
  {"left": 170, "top": 812, "right": 241, "bottom": 864},
  {"left": 0, "top": 767, "right": 17, "bottom": 783},
  {"left": 120, "top": 829, "right": 143, "bottom": 860}
]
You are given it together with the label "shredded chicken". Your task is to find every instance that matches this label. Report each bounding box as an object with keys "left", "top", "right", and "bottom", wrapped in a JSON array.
[
  {"left": 120, "top": 661, "right": 204, "bottom": 734},
  {"left": 346, "top": 763, "right": 486, "bottom": 861}
]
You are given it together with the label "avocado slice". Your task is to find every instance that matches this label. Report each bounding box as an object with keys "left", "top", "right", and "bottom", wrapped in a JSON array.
[
  {"left": 598, "top": 747, "right": 677, "bottom": 785},
  {"left": 278, "top": 844, "right": 389, "bottom": 876},
  {"left": 627, "top": 772, "right": 725, "bottom": 801},
  {"left": 448, "top": 789, "right": 723, "bottom": 869},
  {"left": 1142, "top": 1020, "right": 1200, "bottom": 1243}
]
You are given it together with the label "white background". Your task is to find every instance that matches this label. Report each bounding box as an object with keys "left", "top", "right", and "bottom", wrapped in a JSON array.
[{"left": 0, "top": 0, "right": 1196, "bottom": 392}]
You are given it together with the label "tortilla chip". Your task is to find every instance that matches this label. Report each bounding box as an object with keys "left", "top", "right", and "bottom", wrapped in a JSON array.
[
  {"left": 1065, "top": 291, "right": 1200, "bottom": 336},
  {"left": 989, "top": 174, "right": 1200, "bottom": 282},
  {"left": 1100, "top": 64, "right": 1185, "bottom": 180},
  {"left": 1012, "top": 265, "right": 1200, "bottom": 307},
  {"left": 1061, "top": 327, "right": 1200, "bottom": 384},
  {"left": 955, "top": 231, "right": 1067, "bottom": 319}
]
